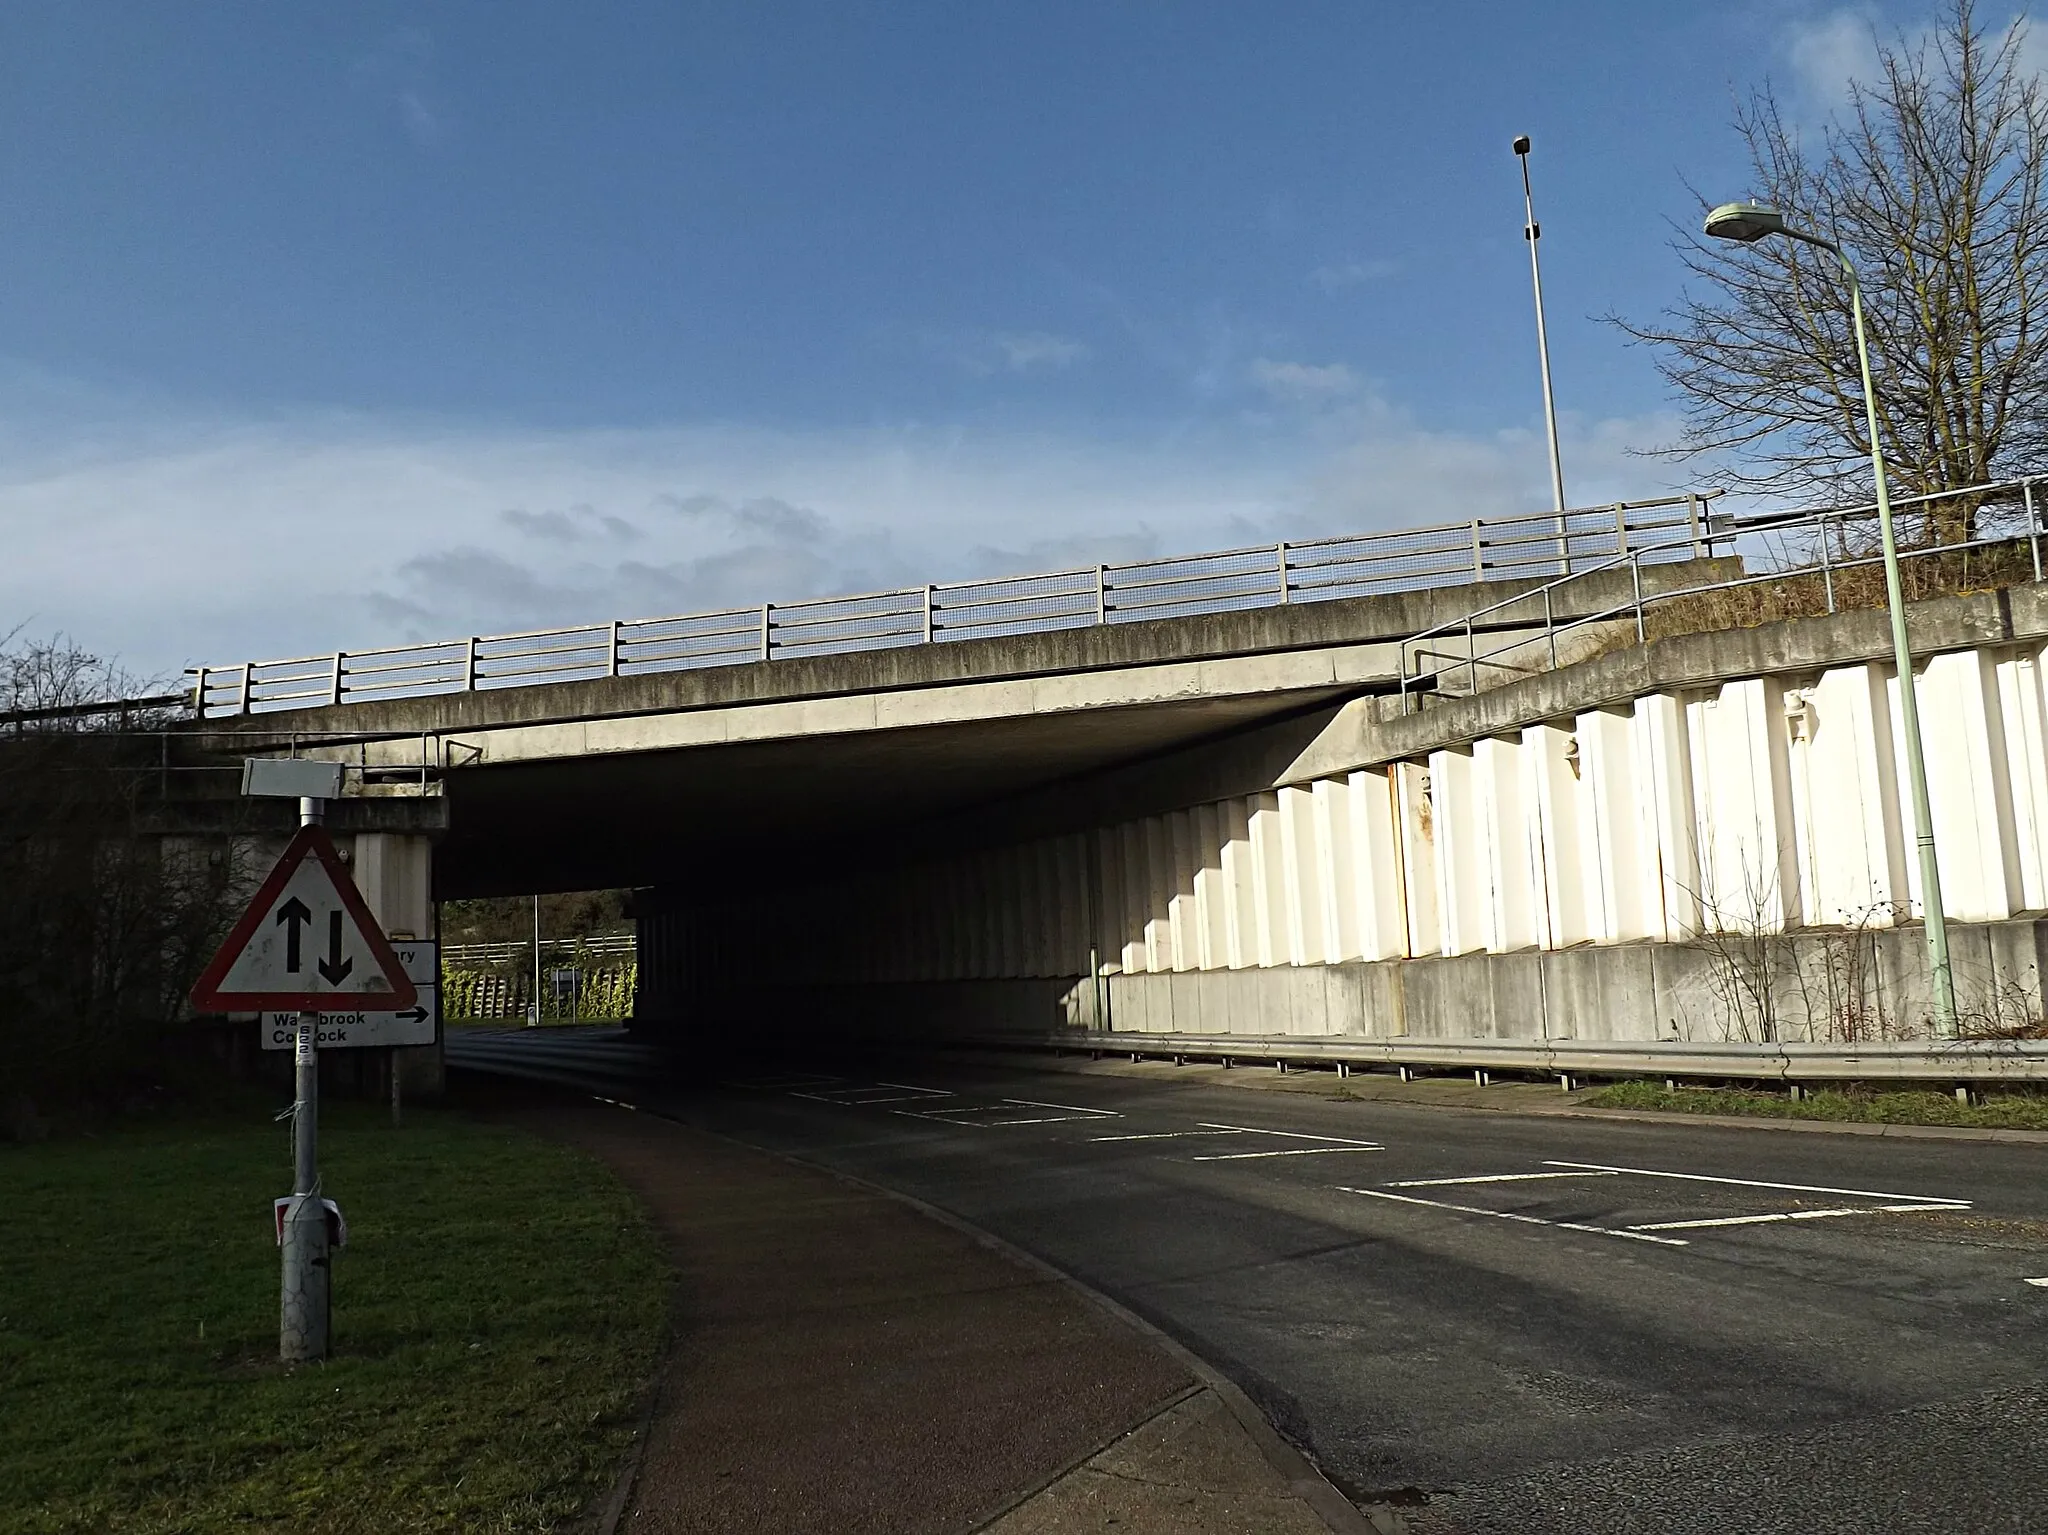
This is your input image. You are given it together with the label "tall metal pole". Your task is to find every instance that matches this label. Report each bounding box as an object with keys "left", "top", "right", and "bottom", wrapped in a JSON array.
[
  {"left": 1514, "top": 135, "right": 1570, "bottom": 572},
  {"left": 532, "top": 893, "right": 542, "bottom": 1026},
  {"left": 281, "top": 794, "right": 330, "bottom": 1362},
  {"left": 1805, "top": 236, "right": 1957, "bottom": 1036}
]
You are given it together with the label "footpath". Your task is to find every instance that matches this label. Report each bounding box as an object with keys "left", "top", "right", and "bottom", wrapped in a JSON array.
[{"left": 499, "top": 1094, "right": 1375, "bottom": 1535}]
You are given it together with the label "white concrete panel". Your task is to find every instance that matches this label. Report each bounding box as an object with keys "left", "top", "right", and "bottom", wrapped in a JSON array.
[
  {"left": 1312, "top": 777, "right": 1360, "bottom": 963},
  {"left": 1278, "top": 785, "right": 1325, "bottom": 966},
  {"left": 1577, "top": 708, "right": 1649, "bottom": 941},
  {"left": 1248, "top": 792, "right": 1286, "bottom": 967},
  {"left": 1192, "top": 803, "right": 1229, "bottom": 970},
  {"left": 1474, "top": 735, "right": 1538, "bottom": 951},
  {"left": 1996, "top": 645, "right": 2048, "bottom": 912},
  {"left": 1793, "top": 664, "right": 1907, "bottom": 927},
  {"left": 1142, "top": 817, "right": 1176, "bottom": 973},
  {"left": 1524, "top": 723, "right": 1589, "bottom": 947},
  {"left": 1904, "top": 650, "right": 2021, "bottom": 922},
  {"left": 1117, "top": 822, "right": 1150, "bottom": 975},
  {"left": 1167, "top": 810, "right": 1200, "bottom": 973},
  {"left": 1220, "top": 797, "right": 1258, "bottom": 969},
  {"left": 1349, "top": 769, "right": 1409, "bottom": 961},
  {"left": 1429, "top": 748, "right": 1488, "bottom": 956},
  {"left": 1687, "top": 678, "right": 1798, "bottom": 935},
  {"left": 1630, "top": 692, "right": 1699, "bottom": 941},
  {"left": 1395, "top": 761, "right": 1440, "bottom": 958}
]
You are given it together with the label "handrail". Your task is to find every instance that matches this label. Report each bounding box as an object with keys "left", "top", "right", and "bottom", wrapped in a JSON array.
[
  {"left": 1394, "top": 473, "right": 2046, "bottom": 712},
  {"left": 189, "top": 491, "right": 1720, "bottom": 716}
]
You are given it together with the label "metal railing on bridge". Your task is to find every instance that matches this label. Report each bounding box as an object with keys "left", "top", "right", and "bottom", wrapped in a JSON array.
[
  {"left": 1396, "top": 473, "right": 2048, "bottom": 709},
  {"left": 188, "top": 493, "right": 1719, "bottom": 716}
]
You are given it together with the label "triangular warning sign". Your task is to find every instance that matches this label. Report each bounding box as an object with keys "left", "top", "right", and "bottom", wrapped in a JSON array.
[{"left": 190, "top": 826, "right": 420, "bottom": 1013}]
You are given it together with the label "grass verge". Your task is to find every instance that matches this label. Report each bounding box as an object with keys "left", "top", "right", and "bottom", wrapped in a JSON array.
[
  {"left": 1580, "top": 1078, "right": 2048, "bottom": 1131},
  {"left": 0, "top": 1089, "right": 668, "bottom": 1534}
]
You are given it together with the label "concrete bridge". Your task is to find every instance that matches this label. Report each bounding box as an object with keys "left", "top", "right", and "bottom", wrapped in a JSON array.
[{"left": 171, "top": 482, "right": 2048, "bottom": 1081}]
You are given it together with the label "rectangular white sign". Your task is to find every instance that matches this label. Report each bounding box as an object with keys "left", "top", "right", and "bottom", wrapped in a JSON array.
[{"left": 261, "top": 941, "right": 439, "bottom": 1051}]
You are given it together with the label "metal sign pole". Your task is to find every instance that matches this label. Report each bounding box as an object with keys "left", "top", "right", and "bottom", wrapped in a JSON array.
[
  {"left": 280, "top": 791, "right": 330, "bottom": 1363},
  {"left": 280, "top": 1009, "right": 329, "bottom": 1362}
]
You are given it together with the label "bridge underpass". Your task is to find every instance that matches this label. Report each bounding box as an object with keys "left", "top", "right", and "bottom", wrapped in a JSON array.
[{"left": 172, "top": 479, "right": 2048, "bottom": 1090}]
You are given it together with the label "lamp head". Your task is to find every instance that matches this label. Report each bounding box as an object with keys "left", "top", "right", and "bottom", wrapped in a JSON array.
[
  {"left": 1512, "top": 134, "right": 1532, "bottom": 156},
  {"left": 1704, "top": 201, "right": 1785, "bottom": 243}
]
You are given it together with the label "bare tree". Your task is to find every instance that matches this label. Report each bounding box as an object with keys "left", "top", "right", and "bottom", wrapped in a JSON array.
[{"left": 1616, "top": 0, "right": 2048, "bottom": 531}]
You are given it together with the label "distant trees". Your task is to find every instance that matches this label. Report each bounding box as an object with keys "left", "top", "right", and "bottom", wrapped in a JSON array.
[
  {"left": 1618, "top": 0, "right": 2048, "bottom": 520},
  {"left": 0, "top": 632, "right": 243, "bottom": 1114}
]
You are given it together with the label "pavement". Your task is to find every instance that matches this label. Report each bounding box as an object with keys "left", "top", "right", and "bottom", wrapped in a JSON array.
[
  {"left": 486, "top": 1088, "right": 1360, "bottom": 1534},
  {"left": 453, "top": 1032, "right": 2048, "bottom": 1532}
]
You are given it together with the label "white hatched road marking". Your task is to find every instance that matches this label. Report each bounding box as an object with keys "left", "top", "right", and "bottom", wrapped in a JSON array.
[
  {"left": 1629, "top": 1202, "right": 1965, "bottom": 1232},
  {"left": 1191, "top": 1146, "right": 1384, "bottom": 1162},
  {"left": 1542, "top": 1160, "right": 1971, "bottom": 1208},
  {"left": 1387, "top": 1171, "right": 1620, "bottom": 1188},
  {"left": 1337, "top": 1186, "right": 1690, "bottom": 1247},
  {"left": 1090, "top": 1129, "right": 1246, "bottom": 1143},
  {"left": 1197, "top": 1122, "right": 1381, "bottom": 1146},
  {"left": 1003, "top": 1096, "right": 1119, "bottom": 1116},
  {"left": 2026, "top": 1278, "right": 2048, "bottom": 1288}
]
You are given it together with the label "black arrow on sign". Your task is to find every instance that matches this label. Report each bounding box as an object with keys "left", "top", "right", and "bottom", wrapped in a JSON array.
[
  {"left": 276, "top": 898, "right": 312, "bottom": 972},
  {"left": 396, "top": 1006, "right": 428, "bottom": 1024},
  {"left": 318, "top": 910, "right": 354, "bottom": 985}
]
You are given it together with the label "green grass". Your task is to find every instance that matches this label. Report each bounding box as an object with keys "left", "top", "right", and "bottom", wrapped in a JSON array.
[
  {"left": 0, "top": 1091, "right": 669, "bottom": 1534},
  {"left": 1580, "top": 1079, "right": 2048, "bottom": 1130}
]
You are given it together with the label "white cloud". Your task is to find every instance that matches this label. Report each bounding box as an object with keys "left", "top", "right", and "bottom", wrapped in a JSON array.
[
  {"left": 0, "top": 376, "right": 1693, "bottom": 683},
  {"left": 1309, "top": 259, "right": 1399, "bottom": 291},
  {"left": 1783, "top": 8, "right": 1884, "bottom": 110},
  {"left": 1248, "top": 358, "right": 1359, "bottom": 403},
  {"left": 927, "top": 329, "right": 1091, "bottom": 376}
]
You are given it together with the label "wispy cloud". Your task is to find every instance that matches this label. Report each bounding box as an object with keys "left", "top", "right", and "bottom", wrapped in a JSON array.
[
  {"left": 353, "top": 27, "right": 448, "bottom": 146},
  {"left": 0, "top": 376, "right": 1691, "bottom": 678},
  {"left": 925, "top": 328, "right": 1091, "bottom": 376},
  {"left": 1309, "top": 258, "right": 1399, "bottom": 291},
  {"left": 1248, "top": 358, "right": 1359, "bottom": 403}
]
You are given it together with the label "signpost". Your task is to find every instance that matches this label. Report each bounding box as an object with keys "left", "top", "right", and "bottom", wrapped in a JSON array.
[{"left": 191, "top": 814, "right": 416, "bottom": 1364}]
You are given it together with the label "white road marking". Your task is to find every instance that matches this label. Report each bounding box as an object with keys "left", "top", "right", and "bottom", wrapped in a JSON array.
[
  {"left": 2025, "top": 1278, "right": 2048, "bottom": 1288},
  {"left": 1089, "top": 1129, "right": 1246, "bottom": 1143},
  {"left": 1192, "top": 1146, "right": 1383, "bottom": 1161},
  {"left": 1337, "top": 1185, "right": 1689, "bottom": 1247},
  {"left": 1198, "top": 1122, "right": 1382, "bottom": 1147},
  {"left": 1543, "top": 1160, "right": 1970, "bottom": 1208},
  {"left": 1629, "top": 1202, "right": 1963, "bottom": 1232},
  {"left": 1386, "top": 1171, "right": 1620, "bottom": 1188},
  {"left": 1002, "top": 1096, "right": 1119, "bottom": 1116}
]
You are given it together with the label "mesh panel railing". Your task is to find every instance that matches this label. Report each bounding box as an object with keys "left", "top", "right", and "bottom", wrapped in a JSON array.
[
  {"left": 189, "top": 493, "right": 1716, "bottom": 715},
  {"left": 1396, "top": 474, "right": 2048, "bottom": 708}
]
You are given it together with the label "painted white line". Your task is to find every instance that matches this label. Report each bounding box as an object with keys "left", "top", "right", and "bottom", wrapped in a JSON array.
[
  {"left": 1191, "top": 1146, "right": 1383, "bottom": 1161},
  {"left": 1386, "top": 1171, "right": 1620, "bottom": 1188},
  {"left": 1198, "top": 1122, "right": 1382, "bottom": 1147},
  {"left": 830, "top": 1091, "right": 953, "bottom": 1104},
  {"left": 984, "top": 1115, "right": 1108, "bottom": 1126},
  {"left": 1002, "top": 1097, "right": 1120, "bottom": 1116},
  {"left": 2025, "top": 1278, "right": 2048, "bottom": 1288},
  {"left": 1628, "top": 1202, "right": 1960, "bottom": 1232},
  {"left": 873, "top": 1081, "right": 950, "bottom": 1093},
  {"left": 1543, "top": 1160, "right": 1970, "bottom": 1207},
  {"left": 1337, "top": 1185, "right": 1689, "bottom": 1247},
  {"left": 1089, "top": 1129, "right": 1247, "bottom": 1142}
]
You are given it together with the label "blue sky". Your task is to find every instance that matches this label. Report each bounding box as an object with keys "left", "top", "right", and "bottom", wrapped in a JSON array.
[{"left": 0, "top": 1, "right": 1963, "bottom": 677}]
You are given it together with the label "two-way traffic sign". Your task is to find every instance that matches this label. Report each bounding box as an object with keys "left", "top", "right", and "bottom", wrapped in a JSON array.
[{"left": 190, "top": 825, "right": 418, "bottom": 1013}]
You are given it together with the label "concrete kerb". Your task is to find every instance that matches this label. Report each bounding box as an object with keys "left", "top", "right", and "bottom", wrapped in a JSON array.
[{"left": 629, "top": 1103, "right": 1394, "bottom": 1535}]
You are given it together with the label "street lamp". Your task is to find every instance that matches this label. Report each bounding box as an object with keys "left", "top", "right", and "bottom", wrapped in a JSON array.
[
  {"left": 1513, "top": 135, "right": 1570, "bottom": 572},
  {"left": 1702, "top": 201, "right": 1958, "bottom": 1037}
]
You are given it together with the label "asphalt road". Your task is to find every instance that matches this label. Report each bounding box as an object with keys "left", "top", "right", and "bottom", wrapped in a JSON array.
[{"left": 449, "top": 1030, "right": 2048, "bottom": 1533}]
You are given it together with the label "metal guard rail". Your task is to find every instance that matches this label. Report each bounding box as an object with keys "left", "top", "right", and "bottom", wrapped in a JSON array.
[
  {"left": 978, "top": 1030, "right": 2048, "bottom": 1086},
  {"left": 190, "top": 492, "right": 1718, "bottom": 716}
]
